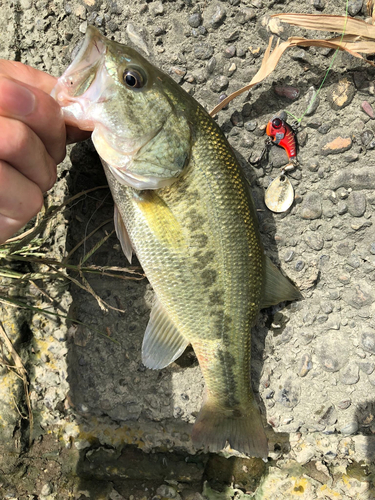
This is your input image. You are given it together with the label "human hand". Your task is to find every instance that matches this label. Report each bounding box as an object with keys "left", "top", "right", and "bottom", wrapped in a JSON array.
[{"left": 0, "top": 61, "right": 90, "bottom": 244}]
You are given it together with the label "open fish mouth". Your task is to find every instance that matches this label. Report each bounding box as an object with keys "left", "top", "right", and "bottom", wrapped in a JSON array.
[{"left": 51, "top": 26, "right": 111, "bottom": 130}]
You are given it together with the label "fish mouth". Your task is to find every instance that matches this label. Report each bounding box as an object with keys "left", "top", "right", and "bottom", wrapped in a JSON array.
[{"left": 51, "top": 26, "right": 111, "bottom": 130}]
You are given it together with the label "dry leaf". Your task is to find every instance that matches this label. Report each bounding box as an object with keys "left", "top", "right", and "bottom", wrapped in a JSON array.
[
  {"left": 288, "top": 36, "right": 375, "bottom": 65},
  {"left": 274, "top": 13, "right": 375, "bottom": 40},
  {"left": 210, "top": 37, "right": 291, "bottom": 116},
  {"left": 209, "top": 14, "right": 375, "bottom": 117},
  {"left": 368, "top": 0, "right": 375, "bottom": 21}
]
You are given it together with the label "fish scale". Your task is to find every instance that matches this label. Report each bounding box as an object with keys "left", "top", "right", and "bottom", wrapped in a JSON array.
[
  {"left": 52, "top": 26, "right": 301, "bottom": 457},
  {"left": 105, "top": 104, "right": 264, "bottom": 427}
]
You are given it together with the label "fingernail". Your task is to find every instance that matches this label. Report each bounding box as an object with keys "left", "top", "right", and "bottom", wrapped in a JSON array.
[{"left": 0, "top": 78, "right": 36, "bottom": 117}]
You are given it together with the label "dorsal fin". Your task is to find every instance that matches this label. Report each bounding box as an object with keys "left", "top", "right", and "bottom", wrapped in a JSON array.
[
  {"left": 142, "top": 298, "right": 189, "bottom": 369},
  {"left": 114, "top": 204, "right": 133, "bottom": 263},
  {"left": 260, "top": 255, "right": 302, "bottom": 309}
]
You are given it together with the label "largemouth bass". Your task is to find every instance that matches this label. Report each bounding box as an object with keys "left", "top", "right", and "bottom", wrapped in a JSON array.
[{"left": 53, "top": 27, "right": 301, "bottom": 458}]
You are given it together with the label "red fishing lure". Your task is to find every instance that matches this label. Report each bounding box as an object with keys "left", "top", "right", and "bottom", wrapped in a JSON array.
[{"left": 266, "top": 117, "right": 297, "bottom": 161}]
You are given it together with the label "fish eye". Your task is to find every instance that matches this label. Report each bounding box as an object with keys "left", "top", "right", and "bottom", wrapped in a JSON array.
[
  {"left": 123, "top": 68, "right": 145, "bottom": 89},
  {"left": 272, "top": 118, "right": 282, "bottom": 129}
]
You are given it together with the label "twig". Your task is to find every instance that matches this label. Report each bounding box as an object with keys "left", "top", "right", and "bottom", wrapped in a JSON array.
[
  {"left": 0, "top": 321, "right": 33, "bottom": 446},
  {"left": 63, "top": 217, "right": 113, "bottom": 263}
]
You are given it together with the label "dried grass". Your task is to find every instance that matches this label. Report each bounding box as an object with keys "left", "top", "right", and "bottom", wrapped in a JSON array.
[{"left": 210, "top": 10, "right": 375, "bottom": 116}]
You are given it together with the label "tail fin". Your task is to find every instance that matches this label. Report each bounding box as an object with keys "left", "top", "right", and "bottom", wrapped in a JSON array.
[{"left": 191, "top": 399, "right": 268, "bottom": 458}]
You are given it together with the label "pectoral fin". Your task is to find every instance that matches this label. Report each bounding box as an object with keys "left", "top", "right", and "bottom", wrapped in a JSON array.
[
  {"left": 142, "top": 298, "right": 189, "bottom": 369},
  {"left": 260, "top": 255, "right": 302, "bottom": 309},
  {"left": 114, "top": 204, "right": 133, "bottom": 263},
  {"left": 132, "top": 190, "right": 186, "bottom": 250}
]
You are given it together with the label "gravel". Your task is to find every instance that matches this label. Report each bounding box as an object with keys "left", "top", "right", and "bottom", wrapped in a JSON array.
[{"left": 1, "top": 0, "right": 375, "bottom": 497}]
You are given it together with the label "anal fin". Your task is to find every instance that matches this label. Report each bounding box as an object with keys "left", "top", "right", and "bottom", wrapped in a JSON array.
[
  {"left": 142, "top": 298, "right": 189, "bottom": 370},
  {"left": 260, "top": 255, "right": 302, "bottom": 309},
  {"left": 114, "top": 204, "right": 133, "bottom": 263}
]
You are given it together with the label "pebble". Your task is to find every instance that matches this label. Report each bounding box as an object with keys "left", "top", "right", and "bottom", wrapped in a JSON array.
[
  {"left": 253, "top": 124, "right": 267, "bottom": 137},
  {"left": 318, "top": 123, "right": 331, "bottom": 135},
  {"left": 210, "top": 75, "right": 229, "bottom": 93},
  {"left": 224, "top": 45, "right": 236, "bottom": 58},
  {"left": 284, "top": 250, "right": 295, "bottom": 262},
  {"left": 318, "top": 352, "right": 342, "bottom": 372},
  {"left": 344, "top": 153, "right": 359, "bottom": 163},
  {"left": 307, "top": 160, "right": 319, "bottom": 172},
  {"left": 188, "top": 12, "right": 202, "bottom": 28},
  {"left": 320, "top": 134, "right": 352, "bottom": 156},
  {"left": 230, "top": 110, "right": 243, "bottom": 127},
  {"left": 290, "top": 48, "right": 311, "bottom": 63},
  {"left": 336, "top": 187, "right": 349, "bottom": 199},
  {"left": 79, "top": 21, "right": 88, "bottom": 33},
  {"left": 353, "top": 71, "right": 368, "bottom": 91},
  {"left": 321, "top": 302, "right": 333, "bottom": 314},
  {"left": 305, "top": 86, "right": 320, "bottom": 115},
  {"left": 150, "top": 1, "right": 164, "bottom": 16},
  {"left": 368, "top": 371, "right": 375, "bottom": 387},
  {"left": 312, "top": 0, "right": 325, "bottom": 10},
  {"left": 274, "top": 85, "right": 300, "bottom": 100},
  {"left": 347, "top": 254, "right": 361, "bottom": 268},
  {"left": 40, "top": 482, "right": 53, "bottom": 496},
  {"left": 290, "top": 169, "right": 302, "bottom": 180},
  {"left": 361, "top": 330, "right": 375, "bottom": 354},
  {"left": 347, "top": 191, "right": 366, "bottom": 217},
  {"left": 300, "top": 331, "right": 315, "bottom": 344},
  {"left": 268, "top": 146, "right": 288, "bottom": 167},
  {"left": 298, "top": 354, "right": 313, "bottom": 377},
  {"left": 74, "top": 4, "right": 86, "bottom": 18},
  {"left": 244, "top": 120, "right": 257, "bottom": 132},
  {"left": 276, "top": 377, "right": 300, "bottom": 408},
  {"left": 305, "top": 232, "right": 324, "bottom": 251},
  {"left": 338, "top": 399, "right": 351, "bottom": 410},
  {"left": 227, "top": 62, "right": 236, "bottom": 76},
  {"left": 206, "top": 57, "right": 216, "bottom": 75},
  {"left": 224, "top": 30, "right": 240, "bottom": 43},
  {"left": 296, "top": 132, "right": 307, "bottom": 149},
  {"left": 295, "top": 260, "right": 305, "bottom": 272},
  {"left": 156, "top": 485, "right": 178, "bottom": 498},
  {"left": 107, "top": 20, "right": 118, "bottom": 32},
  {"left": 211, "top": 4, "right": 227, "bottom": 28},
  {"left": 344, "top": 284, "right": 374, "bottom": 309},
  {"left": 300, "top": 192, "right": 322, "bottom": 219},
  {"left": 240, "top": 135, "right": 254, "bottom": 149},
  {"left": 192, "top": 26, "right": 207, "bottom": 37},
  {"left": 340, "top": 362, "right": 360, "bottom": 385},
  {"left": 357, "top": 361, "right": 374, "bottom": 375},
  {"left": 194, "top": 43, "right": 214, "bottom": 60},
  {"left": 348, "top": 0, "right": 363, "bottom": 16},
  {"left": 361, "top": 129, "right": 374, "bottom": 146},
  {"left": 295, "top": 446, "right": 315, "bottom": 465},
  {"left": 329, "top": 77, "right": 356, "bottom": 110},
  {"left": 306, "top": 118, "right": 322, "bottom": 129},
  {"left": 362, "top": 101, "right": 375, "bottom": 119},
  {"left": 235, "top": 8, "right": 256, "bottom": 24},
  {"left": 330, "top": 167, "right": 375, "bottom": 190},
  {"left": 340, "top": 420, "right": 359, "bottom": 435},
  {"left": 319, "top": 404, "right": 337, "bottom": 426}
]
